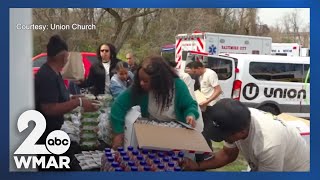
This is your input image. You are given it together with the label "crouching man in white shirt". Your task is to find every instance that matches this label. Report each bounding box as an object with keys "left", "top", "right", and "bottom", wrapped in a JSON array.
[{"left": 181, "top": 99, "right": 310, "bottom": 172}]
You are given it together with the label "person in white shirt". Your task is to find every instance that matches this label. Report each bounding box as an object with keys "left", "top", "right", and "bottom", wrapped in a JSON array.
[
  {"left": 181, "top": 99, "right": 310, "bottom": 172},
  {"left": 191, "top": 61, "right": 222, "bottom": 108}
]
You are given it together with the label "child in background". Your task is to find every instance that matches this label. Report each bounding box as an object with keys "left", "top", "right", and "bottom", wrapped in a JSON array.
[{"left": 110, "top": 61, "right": 134, "bottom": 98}]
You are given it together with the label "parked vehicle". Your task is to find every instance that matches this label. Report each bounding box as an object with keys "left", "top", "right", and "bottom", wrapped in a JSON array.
[
  {"left": 175, "top": 31, "right": 272, "bottom": 68},
  {"left": 271, "top": 43, "right": 310, "bottom": 57},
  {"left": 181, "top": 51, "right": 310, "bottom": 118},
  {"left": 32, "top": 52, "right": 98, "bottom": 88}
]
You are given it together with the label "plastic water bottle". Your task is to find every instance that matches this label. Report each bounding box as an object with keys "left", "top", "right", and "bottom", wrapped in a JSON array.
[
  {"left": 167, "top": 162, "right": 175, "bottom": 171},
  {"left": 131, "top": 166, "right": 138, "bottom": 172},
  {"left": 114, "top": 147, "right": 124, "bottom": 163},
  {"left": 106, "top": 152, "right": 113, "bottom": 157},
  {"left": 142, "top": 149, "right": 149, "bottom": 159},
  {"left": 138, "top": 160, "right": 147, "bottom": 171},
  {"left": 157, "top": 152, "right": 165, "bottom": 160},
  {"left": 120, "top": 155, "right": 130, "bottom": 171},
  {"left": 171, "top": 155, "right": 179, "bottom": 166},
  {"left": 151, "top": 158, "right": 161, "bottom": 171},
  {"left": 178, "top": 151, "right": 184, "bottom": 164},
  {"left": 127, "top": 146, "right": 134, "bottom": 159},
  {"left": 135, "top": 154, "right": 144, "bottom": 166},
  {"left": 162, "top": 156, "right": 170, "bottom": 166},
  {"left": 131, "top": 149, "right": 140, "bottom": 161},
  {"left": 147, "top": 153, "right": 156, "bottom": 165},
  {"left": 156, "top": 164, "right": 165, "bottom": 172},
  {"left": 109, "top": 162, "right": 120, "bottom": 171}
]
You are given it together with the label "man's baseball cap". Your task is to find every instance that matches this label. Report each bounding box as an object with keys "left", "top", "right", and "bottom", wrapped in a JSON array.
[{"left": 203, "top": 99, "right": 251, "bottom": 142}]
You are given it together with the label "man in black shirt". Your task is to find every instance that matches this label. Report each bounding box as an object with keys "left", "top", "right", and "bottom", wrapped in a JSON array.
[{"left": 35, "top": 35, "right": 98, "bottom": 171}]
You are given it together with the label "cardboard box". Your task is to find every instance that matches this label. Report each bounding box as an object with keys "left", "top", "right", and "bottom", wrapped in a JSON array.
[
  {"left": 123, "top": 107, "right": 212, "bottom": 155},
  {"left": 134, "top": 123, "right": 212, "bottom": 153},
  {"left": 276, "top": 113, "right": 310, "bottom": 145}
]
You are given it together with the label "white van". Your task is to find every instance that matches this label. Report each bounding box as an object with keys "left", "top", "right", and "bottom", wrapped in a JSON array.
[{"left": 181, "top": 52, "right": 310, "bottom": 118}]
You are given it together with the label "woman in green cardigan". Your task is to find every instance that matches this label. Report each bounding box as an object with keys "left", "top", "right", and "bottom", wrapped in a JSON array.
[{"left": 110, "top": 55, "right": 200, "bottom": 149}]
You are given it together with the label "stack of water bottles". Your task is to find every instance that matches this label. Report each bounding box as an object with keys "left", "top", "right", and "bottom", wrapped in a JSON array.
[{"left": 101, "top": 146, "right": 184, "bottom": 172}]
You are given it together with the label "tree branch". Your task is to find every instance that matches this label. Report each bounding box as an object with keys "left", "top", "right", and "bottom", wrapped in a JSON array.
[
  {"left": 104, "top": 8, "right": 122, "bottom": 22},
  {"left": 123, "top": 9, "right": 159, "bottom": 23}
]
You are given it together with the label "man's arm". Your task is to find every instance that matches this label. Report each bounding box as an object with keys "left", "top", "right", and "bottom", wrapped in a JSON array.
[
  {"left": 203, "top": 85, "right": 222, "bottom": 105},
  {"left": 182, "top": 145, "right": 239, "bottom": 171},
  {"left": 40, "top": 99, "right": 80, "bottom": 116}
]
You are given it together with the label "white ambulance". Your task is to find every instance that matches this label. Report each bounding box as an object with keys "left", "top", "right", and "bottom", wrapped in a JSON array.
[
  {"left": 271, "top": 43, "right": 302, "bottom": 57},
  {"left": 175, "top": 32, "right": 272, "bottom": 68},
  {"left": 182, "top": 52, "right": 310, "bottom": 118}
]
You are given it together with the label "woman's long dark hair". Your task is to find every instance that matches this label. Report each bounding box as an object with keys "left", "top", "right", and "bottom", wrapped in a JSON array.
[
  {"left": 96, "top": 43, "right": 117, "bottom": 62},
  {"left": 132, "top": 55, "right": 179, "bottom": 113}
]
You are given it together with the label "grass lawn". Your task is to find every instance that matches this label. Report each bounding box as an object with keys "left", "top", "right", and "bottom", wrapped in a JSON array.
[{"left": 207, "top": 141, "right": 248, "bottom": 172}]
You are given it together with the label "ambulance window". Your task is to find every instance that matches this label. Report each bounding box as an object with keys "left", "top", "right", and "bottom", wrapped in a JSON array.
[{"left": 207, "top": 57, "right": 232, "bottom": 80}]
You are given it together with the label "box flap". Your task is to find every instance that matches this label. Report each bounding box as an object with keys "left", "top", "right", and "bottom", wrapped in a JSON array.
[
  {"left": 134, "top": 123, "right": 212, "bottom": 153},
  {"left": 277, "top": 113, "right": 310, "bottom": 126},
  {"left": 277, "top": 113, "right": 310, "bottom": 135}
]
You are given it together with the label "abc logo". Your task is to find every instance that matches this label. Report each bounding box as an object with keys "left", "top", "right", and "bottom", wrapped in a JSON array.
[{"left": 46, "top": 130, "right": 70, "bottom": 155}]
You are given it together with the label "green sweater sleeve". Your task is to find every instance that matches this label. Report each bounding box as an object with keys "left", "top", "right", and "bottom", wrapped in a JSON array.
[
  {"left": 175, "top": 78, "right": 200, "bottom": 121},
  {"left": 110, "top": 89, "right": 135, "bottom": 134}
]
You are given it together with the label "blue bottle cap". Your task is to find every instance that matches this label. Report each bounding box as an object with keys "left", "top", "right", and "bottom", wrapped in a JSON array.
[
  {"left": 148, "top": 153, "right": 156, "bottom": 159},
  {"left": 163, "top": 157, "right": 170, "bottom": 162},
  {"left": 131, "top": 166, "right": 138, "bottom": 171},
  {"left": 123, "top": 155, "right": 130, "bottom": 161},
  {"left": 132, "top": 150, "right": 139, "bottom": 156},
  {"left": 168, "top": 162, "right": 175, "bottom": 167},
  {"left": 140, "top": 161, "right": 147, "bottom": 166},
  {"left": 107, "top": 156, "right": 114, "bottom": 162},
  {"left": 104, "top": 148, "right": 111, "bottom": 153},
  {"left": 120, "top": 151, "right": 127, "bottom": 156},
  {"left": 127, "top": 146, "right": 134, "bottom": 151},
  {"left": 158, "top": 152, "right": 165, "bottom": 158},
  {"left": 105, "top": 152, "right": 113, "bottom": 157},
  {"left": 174, "top": 167, "right": 182, "bottom": 171},
  {"left": 178, "top": 151, "right": 184, "bottom": 157},
  {"left": 158, "top": 164, "right": 165, "bottom": 169},
  {"left": 128, "top": 161, "right": 135, "bottom": 167},
  {"left": 144, "top": 166, "right": 151, "bottom": 171},
  {"left": 111, "top": 162, "right": 119, "bottom": 167},
  {"left": 172, "top": 155, "right": 179, "bottom": 161},
  {"left": 168, "top": 151, "right": 175, "bottom": 156},
  {"left": 115, "top": 167, "right": 123, "bottom": 171},
  {"left": 142, "top": 149, "right": 149, "bottom": 155},
  {"left": 117, "top": 147, "right": 124, "bottom": 152},
  {"left": 153, "top": 158, "right": 161, "bottom": 164},
  {"left": 137, "top": 155, "right": 144, "bottom": 161}
]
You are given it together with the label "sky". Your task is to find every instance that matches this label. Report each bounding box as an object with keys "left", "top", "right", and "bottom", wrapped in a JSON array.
[{"left": 257, "top": 8, "right": 310, "bottom": 29}]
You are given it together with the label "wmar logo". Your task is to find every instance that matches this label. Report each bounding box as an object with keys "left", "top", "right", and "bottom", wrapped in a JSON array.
[
  {"left": 243, "top": 83, "right": 259, "bottom": 100},
  {"left": 13, "top": 110, "right": 71, "bottom": 169}
]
